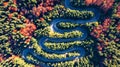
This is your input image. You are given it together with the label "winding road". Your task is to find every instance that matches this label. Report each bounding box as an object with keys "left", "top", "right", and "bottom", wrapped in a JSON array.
[{"left": 22, "top": 0, "right": 100, "bottom": 67}]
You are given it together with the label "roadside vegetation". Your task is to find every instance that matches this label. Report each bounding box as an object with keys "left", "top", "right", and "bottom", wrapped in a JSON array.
[{"left": 0, "top": 0, "right": 120, "bottom": 67}]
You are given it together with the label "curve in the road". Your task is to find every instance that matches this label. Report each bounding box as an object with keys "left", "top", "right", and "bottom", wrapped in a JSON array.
[{"left": 22, "top": 0, "right": 101, "bottom": 66}]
